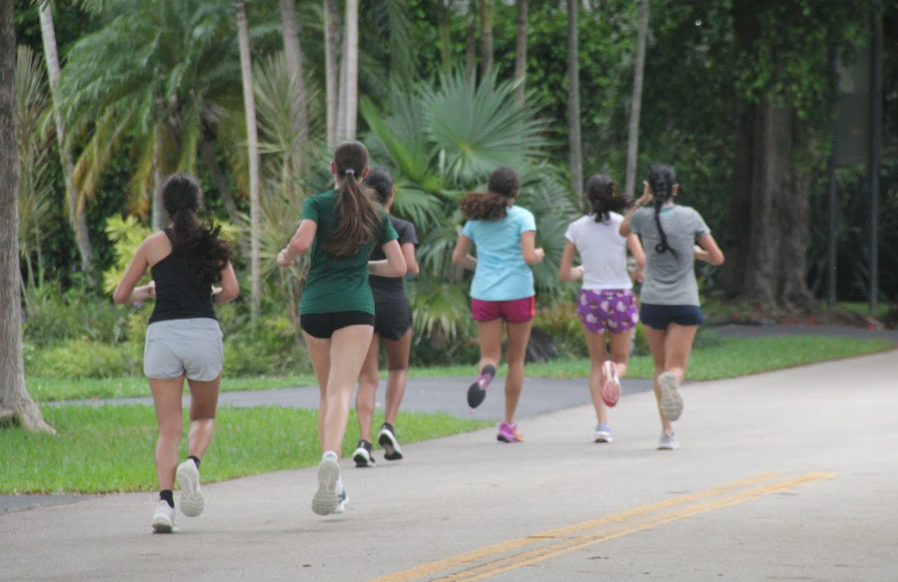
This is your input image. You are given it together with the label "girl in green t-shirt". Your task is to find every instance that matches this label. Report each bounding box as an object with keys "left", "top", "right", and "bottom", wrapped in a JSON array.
[{"left": 277, "top": 141, "right": 406, "bottom": 516}]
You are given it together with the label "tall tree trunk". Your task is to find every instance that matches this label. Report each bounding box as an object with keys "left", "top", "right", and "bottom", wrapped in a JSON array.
[
  {"left": 279, "top": 0, "right": 308, "bottom": 167},
  {"left": 340, "top": 0, "right": 359, "bottom": 141},
  {"left": 624, "top": 0, "right": 649, "bottom": 198},
  {"left": 151, "top": 131, "right": 168, "bottom": 231},
  {"left": 720, "top": 106, "right": 754, "bottom": 295},
  {"left": 236, "top": 1, "right": 262, "bottom": 324},
  {"left": 566, "top": 0, "right": 582, "bottom": 195},
  {"left": 479, "top": 0, "right": 493, "bottom": 77},
  {"left": 324, "top": 0, "right": 340, "bottom": 148},
  {"left": 465, "top": 2, "right": 477, "bottom": 84},
  {"left": 438, "top": 0, "right": 452, "bottom": 74},
  {"left": 0, "top": 1, "right": 54, "bottom": 433},
  {"left": 200, "top": 138, "right": 240, "bottom": 223},
  {"left": 38, "top": 2, "right": 93, "bottom": 276},
  {"left": 513, "top": 0, "right": 528, "bottom": 106}
]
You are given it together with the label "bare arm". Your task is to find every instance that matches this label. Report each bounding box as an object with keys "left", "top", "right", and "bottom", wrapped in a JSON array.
[
  {"left": 626, "top": 233, "right": 646, "bottom": 282},
  {"left": 401, "top": 242, "right": 420, "bottom": 276},
  {"left": 214, "top": 262, "right": 240, "bottom": 303},
  {"left": 369, "top": 239, "right": 407, "bottom": 277},
  {"left": 520, "top": 230, "right": 545, "bottom": 265},
  {"left": 620, "top": 181, "right": 654, "bottom": 237},
  {"left": 451, "top": 235, "right": 478, "bottom": 271},
  {"left": 695, "top": 233, "right": 725, "bottom": 266},
  {"left": 113, "top": 239, "right": 154, "bottom": 304},
  {"left": 559, "top": 240, "right": 582, "bottom": 282},
  {"left": 277, "top": 219, "right": 317, "bottom": 267}
]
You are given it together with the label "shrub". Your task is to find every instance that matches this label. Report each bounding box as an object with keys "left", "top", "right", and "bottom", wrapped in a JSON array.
[
  {"left": 26, "top": 339, "right": 140, "bottom": 378},
  {"left": 22, "top": 285, "right": 142, "bottom": 346}
]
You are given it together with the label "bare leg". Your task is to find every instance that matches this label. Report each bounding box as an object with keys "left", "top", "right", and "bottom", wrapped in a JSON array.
[
  {"left": 662, "top": 324, "right": 699, "bottom": 382},
  {"left": 503, "top": 319, "right": 533, "bottom": 425},
  {"left": 356, "top": 334, "right": 381, "bottom": 443},
  {"left": 643, "top": 327, "right": 674, "bottom": 433},
  {"left": 185, "top": 373, "right": 221, "bottom": 461},
  {"left": 321, "top": 325, "right": 375, "bottom": 456},
  {"left": 477, "top": 319, "right": 504, "bottom": 372},
  {"left": 303, "top": 331, "right": 332, "bottom": 451},
  {"left": 382, "top": 329, "right": 411, "bottom": 426},
  {"left": 608, "top": 329, "right": 633, "bottom": 379},
  {"left": 149, "top": 376, "right": 186, "bottom": 490},
  {"left": 583, "top": 328, "right": 609, "bottom": 424}
]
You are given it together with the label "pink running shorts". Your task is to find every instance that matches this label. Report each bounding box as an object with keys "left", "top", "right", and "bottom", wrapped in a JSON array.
[{"left": 471, "top": 296, "right": 535, "bottom": 323}]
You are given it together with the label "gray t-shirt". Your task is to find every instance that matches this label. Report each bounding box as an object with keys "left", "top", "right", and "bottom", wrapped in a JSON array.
[{"left": 630, "top": 204, "right": 710, "bottom": 306}]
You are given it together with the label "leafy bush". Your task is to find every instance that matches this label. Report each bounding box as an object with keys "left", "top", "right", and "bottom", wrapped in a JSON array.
[
  {"left": 22, "top": 285, "right": 142, "bottom": 346},
  {"left": 26, "top": 339, "right": 140, "bottom": 378}
]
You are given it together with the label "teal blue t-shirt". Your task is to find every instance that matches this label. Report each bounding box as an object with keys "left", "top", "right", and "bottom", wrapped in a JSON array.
[{"left": 462, "top": 205, "right": 537, "bottom": 301}]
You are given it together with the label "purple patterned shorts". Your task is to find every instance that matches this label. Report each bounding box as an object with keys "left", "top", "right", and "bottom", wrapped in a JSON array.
[{"left": 577, "top": 288, "right": 639, "bottom": 334}]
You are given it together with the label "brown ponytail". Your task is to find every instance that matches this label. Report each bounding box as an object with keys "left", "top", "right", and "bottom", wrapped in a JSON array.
[
  {"left": 323, "top": 141, "right": 382, "bottom": 257},
  {"left": 459, "top": 166, "right": 521, "bottom": 221}
]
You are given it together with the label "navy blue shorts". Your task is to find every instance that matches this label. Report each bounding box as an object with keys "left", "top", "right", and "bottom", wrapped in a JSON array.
[{"left": 639, "top": 303, "right": 704, "bottom": 330}]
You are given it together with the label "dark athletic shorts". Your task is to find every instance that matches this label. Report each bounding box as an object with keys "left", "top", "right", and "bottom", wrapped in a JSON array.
[
  {"left": 300, "top": 311, "right": 375, "bottom": 339},
  {"left": 639, "top": 303, "right": 704, "bottom": 330},
  {"left": 374, "top": 296, "right": 412, "bottom": 341}
]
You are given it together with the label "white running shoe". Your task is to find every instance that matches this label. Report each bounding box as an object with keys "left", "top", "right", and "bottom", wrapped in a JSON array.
[
  {"left": 151, "top": 500, "right": 176, "bottom": 533},
  {"left": 658, "top": 372, "right": 684, "bottom": 421},
  {"left": 657, "top": 431, "right": 680, "bottom": 450},
  {"left": 334, "top": 487, "right": 349, "bottom": 514},
  {"left": 312, "top": 458, "right": 341, "bottom": 516},
  {"left": 593, "top": 423, "right": 612, "bottom": 443},
  {"left": 176, "top": 460, "right": 205, "bottom": 517}
]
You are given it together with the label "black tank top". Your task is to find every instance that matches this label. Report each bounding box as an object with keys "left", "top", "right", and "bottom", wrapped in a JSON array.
[{"left": 148, "top": 229, "right": 216, "bottom": 324}]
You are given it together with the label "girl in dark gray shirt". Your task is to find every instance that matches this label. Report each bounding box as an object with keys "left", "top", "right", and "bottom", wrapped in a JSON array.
[{"left": 620, "top": 164, "right": 724, "bottom": 450}]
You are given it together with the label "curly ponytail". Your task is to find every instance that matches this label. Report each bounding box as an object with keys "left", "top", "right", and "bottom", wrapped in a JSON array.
[
  {"left": 162, "top": 173, "right": 231, "bottom": 287},
  {"left": 648, "top": 164, "right": 677, "bottom": 258},
  {"left": 324, "top": 141, "right": 382, "bottom": 257},
  {"left": 585, "top": 174, "right": 630, "bottom": 222},
  {"left": 459, "top": 166, "right": 521, "bottom": 221}
]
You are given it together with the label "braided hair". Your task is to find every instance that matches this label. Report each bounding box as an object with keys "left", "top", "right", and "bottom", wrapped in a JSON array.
[
  {"left": 585, "top": 174, "right": 630, "bottom": 222},
  {"left": 648, "top": 164, "right": 677, "bottom": 258},
  {"left": 161, "top": 173, "right": 231, "bottom": 287},
  {"left": 459, "top": 167, "right": 521, "bottom": 221}
]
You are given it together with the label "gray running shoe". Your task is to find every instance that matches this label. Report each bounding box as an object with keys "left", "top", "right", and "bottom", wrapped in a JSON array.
[
  {"left": 176, "top": 460, "right": 205, "bottom": 517},
  {"left": 657, "top": 431, "right": 680, "bottom": 450},
  {"left": 312, "top": 458, "right": 341, "bottom": 516},
  {"left": 658, "top": 372, "right": 684, "bottom": 421}
]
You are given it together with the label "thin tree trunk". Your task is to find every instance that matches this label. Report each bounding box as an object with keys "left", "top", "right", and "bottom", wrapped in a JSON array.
[
  {"left": 0, "top": 1, "right": 54, "bottom": 433},
  {"left": 514, "top": 0, "right": 528, "bottom": 106},
  {"left": 624, "top": 0, "right": 649, "bottom": 198},
  {"left": 341, "top": 0, "right": 359, "bottom": 141},
  {"left": 151, "top": 131, "right": 168, "bottom": 231},
  {"left": 720, "top": 107, "right": 754, "bottom": 295},
  {"left": 236, "top": 1, "right": 262, "bottom": 324},
  {"left": 39, "top": 2, "right": 93, "bottom": 276},
  {"left": 279, "top": 0, "right": 308, "bottom": 162},
  {"left": 566, "top": 0, "right": 582, "bottom": 195},
  {"left": 200, "top": 138, "right": 240, "bottom": 223},
  {"left": 324, "top": 0, "right": 340, "bottom": 148},
  {"left": 438, "top": 0, "right": 452, "bottom": 74},
  {"left": 479, "top": 0, "right": 493, "bottom": 77},
  {"left": 465, "top": 2, "right": 477, "bottom": 84}
]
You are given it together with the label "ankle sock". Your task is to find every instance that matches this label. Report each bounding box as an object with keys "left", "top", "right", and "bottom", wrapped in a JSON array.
[
  {"left": 160, "top": 490, "right": 174, "bottom": 508},
  {"left": 322, "top": 450, "right": 338, "bottom": 461},
  {"left": 188, "top": 455, "right": 201, "bottom": 469}
]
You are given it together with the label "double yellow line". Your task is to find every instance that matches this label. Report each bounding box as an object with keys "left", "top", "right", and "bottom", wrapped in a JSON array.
[{"left": 366, "top": 472, "right": 835, "bottom": 582}]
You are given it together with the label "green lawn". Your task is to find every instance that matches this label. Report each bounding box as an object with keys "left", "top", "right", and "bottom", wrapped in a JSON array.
[{"left": 0, "top": 405, "right": 491, "bottom": 494}]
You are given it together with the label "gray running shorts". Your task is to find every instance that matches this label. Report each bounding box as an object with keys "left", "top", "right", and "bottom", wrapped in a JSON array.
[{"left": 144, "top": 318, "right": 223, "bottom": 381}]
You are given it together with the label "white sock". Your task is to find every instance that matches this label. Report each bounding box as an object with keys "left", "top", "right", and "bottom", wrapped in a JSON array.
[{"left": 322, "top": 450, "right": 338, "bottom": 461}]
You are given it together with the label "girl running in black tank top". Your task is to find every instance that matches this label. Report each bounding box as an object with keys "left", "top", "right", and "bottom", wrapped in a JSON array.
[{"left": 114, "top": 173, "right": 239, "bottom": 533}]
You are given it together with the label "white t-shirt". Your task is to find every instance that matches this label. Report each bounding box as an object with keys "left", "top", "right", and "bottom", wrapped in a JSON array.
[{"left": 564, "top": 212, "right": 632, "bottom": 291}]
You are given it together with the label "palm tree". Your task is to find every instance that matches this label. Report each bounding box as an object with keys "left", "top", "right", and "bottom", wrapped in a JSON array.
[
  {"left": 566, "top": 0, "right": 582, "bottom": 195},
  {"left": 15, "top": 46, "right": 54, "bottom": 290},
  {"left": 279, "top": 0, "right": 308, "bottom": 165},
  {"left": 624, "top": 0, "right": 650, "bottom": 198},
  {"left": 60, "top": 0, "right": 240, "bottom": 228},
  {"left": 514, "top": 0, "right": 528, "bottom": 107},
  {"left": 37, "top": 0, "right": 93, "bottom": 275},
  {"left": 235, "top": 0, "right": 262, "bottom": 324},
  {"left": 479, "top": 0, "right": 493, "bottom": 77},
  {"left": 336, "top": 0, "right": 360, "bottom": 141},
  {"left": 324, "top": 0, "right": 340, "bottom": 147},
  {"left": 0, "top": 0, "right": 54, "bottom": 433}
]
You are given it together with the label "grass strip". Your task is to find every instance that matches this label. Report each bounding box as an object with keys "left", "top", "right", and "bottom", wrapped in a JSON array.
[{"left": 0, "top": 405, "right": 491, "bottom": 494}]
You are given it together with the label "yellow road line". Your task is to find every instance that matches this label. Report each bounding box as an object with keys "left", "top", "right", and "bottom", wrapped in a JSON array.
[
  {"left": 430, "top": 472, "right": 835, "bottom": 582},
  {"left": 366, "top": 472, "right": 792, "bottom": 582}
]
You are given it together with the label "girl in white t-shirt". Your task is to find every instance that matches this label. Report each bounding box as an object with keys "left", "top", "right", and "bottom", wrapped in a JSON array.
[{"left": 560, "top": 174, "right": 645, "bottom": 443}]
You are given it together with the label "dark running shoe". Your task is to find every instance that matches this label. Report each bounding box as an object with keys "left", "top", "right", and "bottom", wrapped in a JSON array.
[
  {"left": 352, "top": 440, "right": 376, "bottom": 468},
  {"left": 467, "top": 364, "right": 496, "bottom": 408},
  {"left": 377, "top": 423, "right": 403, "bottom": 461}
]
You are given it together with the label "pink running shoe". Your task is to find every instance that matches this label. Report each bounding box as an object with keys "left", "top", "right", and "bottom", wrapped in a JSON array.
[
  {"left": 496, "top": 422, "right": 524, "bottom": 443},
  {"left": 601, "top": 360, "right": 621, "bottom": 407}
]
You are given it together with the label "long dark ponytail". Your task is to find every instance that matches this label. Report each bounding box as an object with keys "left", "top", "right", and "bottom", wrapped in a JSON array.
[
  {"left": 162, "top": 173, "right": 231, "bottom": 287},
  {"left": 324, "top": 141, "right": 381, "bottom": 257},
  {"left": 459, "top": 166, "right": 521, "bottom": 221},
  {"left": 648, "top": 164, "right": 678, "bottom": 258},
  {"left": 585, "top": 174, "right": 630, "bottom": 222}
]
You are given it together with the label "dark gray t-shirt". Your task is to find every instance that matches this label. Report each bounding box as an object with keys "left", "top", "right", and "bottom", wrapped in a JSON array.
[
  {"left": 630, "top": 204, "right": 710, "bottom": 306},
  {"left": 369, "top": 215, "right": 418, "bottom": 297}
]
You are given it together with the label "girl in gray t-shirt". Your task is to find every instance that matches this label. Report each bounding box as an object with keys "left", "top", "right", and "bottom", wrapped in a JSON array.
[{"left": 619, "top": 164, "right": 725, "bottom": 451}]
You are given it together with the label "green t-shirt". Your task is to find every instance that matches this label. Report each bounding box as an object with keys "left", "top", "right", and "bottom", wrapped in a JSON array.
[{"left": 299, "top": 190, "right": 398, "bottom": 315}]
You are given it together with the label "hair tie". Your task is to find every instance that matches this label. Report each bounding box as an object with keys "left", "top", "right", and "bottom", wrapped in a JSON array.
[{"left": 344, "top": 169, "right": 355, "bottom": 176}]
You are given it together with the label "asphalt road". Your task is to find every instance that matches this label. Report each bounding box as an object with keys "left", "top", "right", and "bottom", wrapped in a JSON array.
[{"left": 2, "top": 346, "right": 896, "bottom": 582}]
